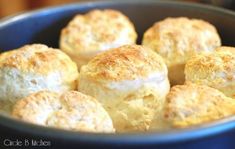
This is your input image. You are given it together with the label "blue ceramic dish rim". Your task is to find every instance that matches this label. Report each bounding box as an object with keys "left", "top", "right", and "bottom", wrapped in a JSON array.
[{"left": 0, "top": 0, "right": 235, "bottom": 145}]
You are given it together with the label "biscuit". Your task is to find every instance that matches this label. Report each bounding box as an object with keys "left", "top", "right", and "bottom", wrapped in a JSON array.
[
  {"left": 185, "top": 46, "right": 235, "bottom": 98},
  {"left": 142, "top": 17, "right": 221, "bottom": 85},
  {"left": 78, "top": 45, "right": 170, "bottom": 132},
  {"left": 164, "top": 83, "right": 235, "bottom": 128},
  {"left": 12, "top": 90, "right": 114, "bottom": 132},
  {"left": 0, "top": 44, "right": 78, "bottom": 111},
  {"left": 60, "top": 9, "right": 137, "bottom": 69}
]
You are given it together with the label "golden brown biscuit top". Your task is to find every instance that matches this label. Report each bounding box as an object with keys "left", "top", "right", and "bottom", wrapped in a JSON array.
[
  {"left": 80, "top": 45, "right": 167, "bottom": 81},
  {"left": 185, "top": 46, "right": 235, "bottom": 85},
  {"left": 12, "top": 90, "right": 114, "bottom": 132},
  {"left": 0, "top": 44, "right": 78, "bottom": 75},
  {"left": 60, "top": 9, "right": 137, "bottom": 52},
  {"left": 12, "top": 90, "right": 98, "bottom": 116},
  {"left": 164, "top": 83, "right": 235, "bottom": 128},
  {"left": 215, "top": 46, "right": 235, "bottom": 54},
  {"left": 142, "top": 17, "right": 221, "bottom": 66}
]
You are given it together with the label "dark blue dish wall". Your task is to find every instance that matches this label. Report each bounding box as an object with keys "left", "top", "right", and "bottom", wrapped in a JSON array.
[{"left": 0, "top": 1, "right": 235, "bottom": 149}]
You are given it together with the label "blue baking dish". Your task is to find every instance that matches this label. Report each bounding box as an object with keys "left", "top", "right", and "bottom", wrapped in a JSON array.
[{"left": 1, "top": 1, "right": 235, "bottom": 149}]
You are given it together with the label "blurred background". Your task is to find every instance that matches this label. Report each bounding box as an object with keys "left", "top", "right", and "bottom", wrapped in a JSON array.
[{"left": 0, "top": 0, "right": 234, "bottom": 18}]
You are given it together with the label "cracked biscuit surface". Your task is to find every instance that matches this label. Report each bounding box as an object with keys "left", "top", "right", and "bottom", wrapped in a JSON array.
[
  {"left": 12, "top": 91, "right": 115, "bottom": 133},
  {"left": 185, "top": 46, "right": 235, "bottom": 98},
  {"left": 0, "top": 44, "right": 78, "bottom": 112},
  {"left": 142, "top": 17, "right": 221, "bottom": 85},
  {"left": 60, "top": 9, "right": 137, "bottom": 69},
  {"left": 164, "top": 83, "right": 235, "bottom": 128},
  {"left": 78, "top": 45, "right": 170, "bottom": 132}
]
